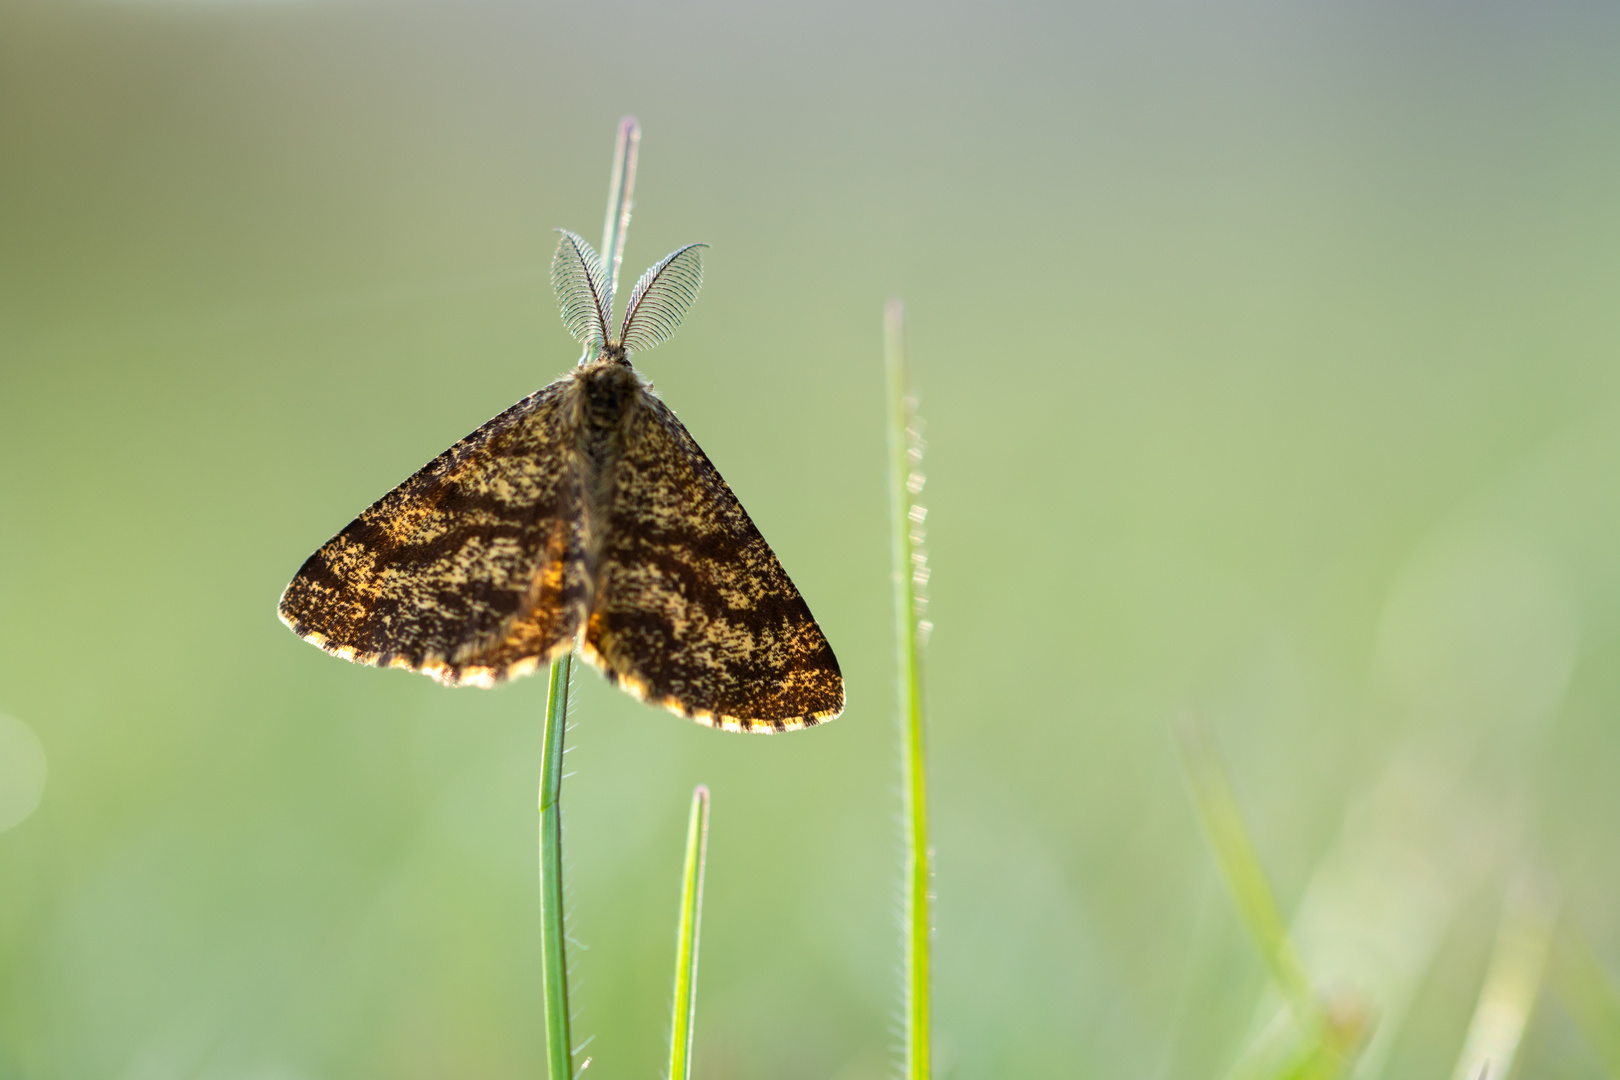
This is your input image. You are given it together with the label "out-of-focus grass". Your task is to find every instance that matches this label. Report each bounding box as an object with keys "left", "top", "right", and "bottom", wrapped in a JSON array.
[
  {"left": 1449, "top": 874, "right": 1558, "bottom": 1080},
  {"left": 1176, "top": 719, "right": 1367, "bottom": 1080},
  {"left": 1552, "top": 924, "right": 1620, "bottom": 1078}
]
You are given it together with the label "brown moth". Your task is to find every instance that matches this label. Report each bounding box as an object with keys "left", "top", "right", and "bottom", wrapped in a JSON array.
[{"left": 277, "top": 231, "right": 844, "bottom": 732}]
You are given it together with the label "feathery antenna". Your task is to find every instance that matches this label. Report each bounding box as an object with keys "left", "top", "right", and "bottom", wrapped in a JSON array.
[{"left": 621, "top": 244, "right": 707, "bottom": 354}]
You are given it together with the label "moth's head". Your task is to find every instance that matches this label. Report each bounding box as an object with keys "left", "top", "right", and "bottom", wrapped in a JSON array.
[{"left": 552, "top": 229, "right": 706, "bottom": 363}]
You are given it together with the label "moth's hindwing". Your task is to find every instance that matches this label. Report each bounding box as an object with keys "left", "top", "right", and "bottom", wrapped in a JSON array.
[
  {"left": 580, "top": 390, "right": 845, "bottom": 732},
  {"left": 277, "top": 379, "right": 586, "bottom": 687}
]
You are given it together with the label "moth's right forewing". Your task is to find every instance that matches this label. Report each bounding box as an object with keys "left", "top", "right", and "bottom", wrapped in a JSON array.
[
  {"left": 580, "top": 389, "right": 844, "bottom": 730},
  {"left": 278, "top": 378, "right": 586, "bottom": 686}
]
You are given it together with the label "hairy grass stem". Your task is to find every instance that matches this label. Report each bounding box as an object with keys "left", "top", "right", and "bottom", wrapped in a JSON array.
[
  {"left": 539, "top": 652, "right": 576, "bottom": 1080},
  {"left": 539, "top": 115, "right": 642, "bottom": 1080},
  {"left": 885, "top": 299, "right": 932, "bottom": 1080},
  {"left": 667, "top": 785, "right": 711, "bottom": 1080}
]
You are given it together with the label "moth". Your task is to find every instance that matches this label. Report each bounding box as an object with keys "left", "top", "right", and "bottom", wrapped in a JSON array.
[{"left": 277, "top": 231, "right": 844, "bottom": 732}]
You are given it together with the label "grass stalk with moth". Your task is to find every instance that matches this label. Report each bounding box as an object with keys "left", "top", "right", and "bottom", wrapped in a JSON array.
[
  {"left": 537, "top": 115, "right": 641, "bottom": 1080},
  {"left": 278, "top": 106, "right": 840, "bottom": 1076}
]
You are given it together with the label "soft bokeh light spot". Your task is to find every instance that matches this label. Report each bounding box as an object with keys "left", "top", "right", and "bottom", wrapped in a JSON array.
[{"left": 0, "top": 712, "right": 47, "bottom": 832}]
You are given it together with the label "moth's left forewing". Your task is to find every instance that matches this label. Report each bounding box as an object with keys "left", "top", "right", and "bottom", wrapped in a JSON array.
[
  {"left": 580, "top": 389, "right": 844, "bottom": 732},
  {"left": 277, "top": 380, "right": 586, "bottom": 687}
]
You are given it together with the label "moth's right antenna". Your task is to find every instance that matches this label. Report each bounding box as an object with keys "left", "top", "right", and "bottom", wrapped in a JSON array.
[{"left": 620, "top": 244, "right": 706, "bottom": 354}]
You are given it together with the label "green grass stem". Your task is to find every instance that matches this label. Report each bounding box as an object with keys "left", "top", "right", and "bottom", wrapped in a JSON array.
[
  {"left": 539, "top": 652, "right": 575, "bottom": 1080},
  {"left": 667, "top": 785, "right": 711, "bottom": 1080},
  {"left": 538, "top": 115, "right": 642, "bottom": 1080},
  {"left": 885, "top": 298, "right": 932, "bottom": 1080}
]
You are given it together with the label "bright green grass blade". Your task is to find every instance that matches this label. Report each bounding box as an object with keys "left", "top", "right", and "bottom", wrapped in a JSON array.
[
  {"left": 668, "top": 785, "right": 711, "bottom": 1080},
  {"left": 539, "top": 652, "right": 575, "bottom": 1080},
  {"left": 885, "top": 298, "right": 931, "bottom": 1080},
  {"left": 1551, "top": 920, "right": 1620, "bottom": 1078},
  {"left": 1450, "top": 873, "right": 1558, "bottom": 1080}
]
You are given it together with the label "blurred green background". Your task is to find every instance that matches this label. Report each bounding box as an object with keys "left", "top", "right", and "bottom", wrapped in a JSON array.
[{"left": 4, "top": 0, "right": 1620, "bottom": 1076}]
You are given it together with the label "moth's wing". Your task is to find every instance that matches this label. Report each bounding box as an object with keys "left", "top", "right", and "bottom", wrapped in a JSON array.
[
  {"left": 277, "top": 379, "right": 586, "bottom": 687},
  {"left": 580, "top": 391, "right": 844, "bottom": 731}
]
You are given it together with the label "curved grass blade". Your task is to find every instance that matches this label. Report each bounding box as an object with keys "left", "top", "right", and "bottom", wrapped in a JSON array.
[
  {"left": 1175, "top": 717, "right": 1315, "bottom": 1024},
  {"left": 668, "top": 785, "right": 711, "bottom": 1080},
  {"left": 1177, "top": 717, "right": 1376, "bottom": 1080},
  {"left": 886, "top": 299, "right": 932, "bottom": 1080},
  {"left": 1450, "top": 873, "right": 1558, "bottom": 1080}
]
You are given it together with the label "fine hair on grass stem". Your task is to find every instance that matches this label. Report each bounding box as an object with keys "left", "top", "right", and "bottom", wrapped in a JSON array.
[
  {"left": 538, "top": 114, "right": 642, "bottom": 1080},
  {"left": 885, "top": 298, "right": 932, "bottom": 1080},
  {"left": 667, "top": 785, "right": 711, "bottom": 1080}
]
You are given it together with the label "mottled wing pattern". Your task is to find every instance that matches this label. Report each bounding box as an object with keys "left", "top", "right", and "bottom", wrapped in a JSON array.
[
  {"left": 580, "top": 390, "right": 844, "bottom": 731},
  {"left": 278, "top": 379, "right": 586, "bottom": 687}
]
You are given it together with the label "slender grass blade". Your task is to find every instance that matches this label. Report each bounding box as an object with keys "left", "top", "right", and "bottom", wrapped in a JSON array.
[
  {"left": 668, "top": 785, "right": 711, "bottom": 1080},
  {"left": 539, "top": 652, "right": 575, "bottom": 1080},
  {"left": 538, "top": 116, "right": 641, "bottom": 1080}
]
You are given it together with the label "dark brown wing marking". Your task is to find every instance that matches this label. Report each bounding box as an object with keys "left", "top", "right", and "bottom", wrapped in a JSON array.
[
  {"left": 579, "top": 390, "right": 844, "bottom": 731},
  {"left": 277, "top": 379, "right": 586, "bottom": 687}
]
